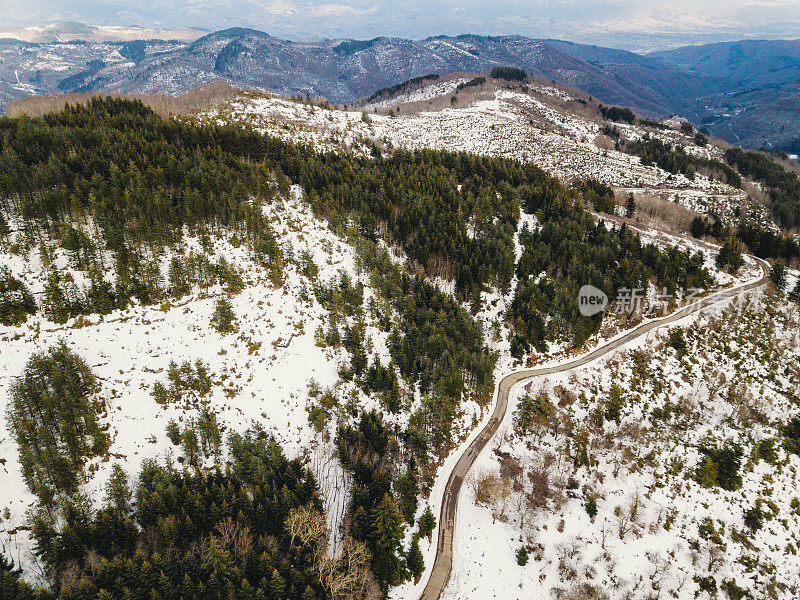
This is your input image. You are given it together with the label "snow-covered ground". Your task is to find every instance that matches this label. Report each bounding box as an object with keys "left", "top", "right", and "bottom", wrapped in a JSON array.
[
  {"left": 199, "top": 86, "right": 745, "bottom": 214},
  {"left": 0, "top": 191, "right": 404, "bottom": 572},
  {"left": 445, "top": 286, "right": 800, "bottom": 600},
  {"left": 1, "top": 76, "right": 791, "bottom": 598},
  {"left": 363, "top": 77, "right": 472, "bottom": 110}
]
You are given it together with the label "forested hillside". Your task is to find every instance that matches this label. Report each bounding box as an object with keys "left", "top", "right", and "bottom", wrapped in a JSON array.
[{"left": 0, "top": 99, "right": 731, "bottom": 598}]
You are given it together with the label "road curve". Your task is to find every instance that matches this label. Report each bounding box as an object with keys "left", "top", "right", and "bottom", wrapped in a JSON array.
[{"left": 418, "top": 259, "right": 769, "bottom": 600}]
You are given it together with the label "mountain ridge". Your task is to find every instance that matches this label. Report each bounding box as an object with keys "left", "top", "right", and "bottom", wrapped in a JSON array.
[{"left": 1, "top": 30, "right": 799, "bottom": 149}]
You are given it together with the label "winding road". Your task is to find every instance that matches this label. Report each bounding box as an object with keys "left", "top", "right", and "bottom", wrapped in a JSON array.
[{"left": 418, "top": 258, "right": 769, "bottom": 600}]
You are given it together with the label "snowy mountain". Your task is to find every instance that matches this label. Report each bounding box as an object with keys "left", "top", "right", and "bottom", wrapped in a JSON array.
[
  {"left": 0, "top": 30, "right": 716, "bottom": 128},
  {"left": 4, "top": 28, "right": 800, "bottom": 150},
  {"left": 2, "top": 63, "right": 800, "bottom": 600}
]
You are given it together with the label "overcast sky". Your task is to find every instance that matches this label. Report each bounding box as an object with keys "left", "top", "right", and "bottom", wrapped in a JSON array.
[{"left": 2, "top": 0, "right": 800, "bottom": 50}]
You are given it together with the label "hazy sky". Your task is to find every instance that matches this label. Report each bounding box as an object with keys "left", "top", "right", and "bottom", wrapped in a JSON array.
[{"left": 2, "top": 0, "right": 800, "bottom": 49}]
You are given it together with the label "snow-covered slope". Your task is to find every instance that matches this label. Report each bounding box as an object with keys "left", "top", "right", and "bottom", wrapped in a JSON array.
[
  {"left": 200, "top": 83, "right": 760, "bottom": 226},
  {"left": 446, "top": 286, "right": 800, "bottom": 600},
  {"left": 0, "top": 191, "right": 408, "bottom": 571}
]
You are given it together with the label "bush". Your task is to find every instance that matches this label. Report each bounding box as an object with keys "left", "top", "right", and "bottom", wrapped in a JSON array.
[
  {"left": 721, "top": 579, "right": 748, "bottom": 600},
  {"left": 694, "top": 575, "right": 717, "bottom": 595},
  {"left": 585, "top": 497, "right": 598, "bottom": 518},
  {"left": 694, "top": 443, "right": 743, "bottom": 491},
  {"left": 756, "top": 438, "right": 778, "bottom": 464},
  {"left": 743, "top": 502, "right": 764, "bottom": 531},
  {"left": 516, "top": 546, "right": 529, "bottom": 566},
  {"left": 668, "top": 327, "right": 687, "bottom": 355}
]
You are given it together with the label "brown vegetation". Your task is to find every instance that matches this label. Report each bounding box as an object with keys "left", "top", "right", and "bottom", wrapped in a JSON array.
[{"left": 4, "top": 81, "right": 240, "bottom": 118}]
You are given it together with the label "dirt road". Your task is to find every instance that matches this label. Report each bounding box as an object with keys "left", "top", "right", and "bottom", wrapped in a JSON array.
[{"left": 418, "top": 260, "right": 769, "bottom": 600}]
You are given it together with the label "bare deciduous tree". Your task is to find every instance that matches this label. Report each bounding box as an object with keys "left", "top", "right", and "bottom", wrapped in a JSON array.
[{"left": 215, "top": 516, "right": 253, "bottom": 567}]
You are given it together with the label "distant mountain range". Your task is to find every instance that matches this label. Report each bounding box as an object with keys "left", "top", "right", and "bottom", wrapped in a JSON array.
[
  {"left": 0, "top": 21, "right": 205, "bottom": 43},
  {"left": 2, "top": 27, "right": 799, "bottom": 151}
]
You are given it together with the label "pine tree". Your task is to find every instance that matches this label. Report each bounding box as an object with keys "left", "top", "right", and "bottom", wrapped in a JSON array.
[
  {"left": 1, "top": 552, "right": 37, "bottom": 600},
  {"left": 182, "top": 426, "right": 201, "bottom": 468},
  {"left": 395, "top": 472, "right": 418, "bottom": 524},
  {"left": 301, "top": 585, "right": 317, "bottom": 600},
  {"left": 352, "top": 505, "right": 370, "bottom": 541},
  {"left": 625, "top": 193, "right": 636, "bottom": 219},
  {"left": 266, "top": 568, "right": 285, "bottom": 600},
  {"left": 198, "top": 407, "right": 223, "bottom": 460},
  {"left": 695, "top": 455, "right": 719, "bottom": 488},
  {"left": 573, "top": 428, "right": 591, "bottom": 468},
  {"left": 585, "top": 497, "right": 598, "bottom": 518},
  {"left": 690, "top": 216, "right": 707, "bottom": 238},
  {"left": 0, "top": 267, "right": 37, "bottom": 326},
  {"left": 166, "top": 419, "right": 182, "bottom": 445},
  {"left": 168, "top": 256, "right": 190, "bottom": 297},
  {"left": 106, "top": 463, "right": 132, "bottom": 515},
  {"left": 418, "top": 505, "right": 436, "bottom": 542},
  {"left": 211, "top": 297, "right": 237, "bottom": 333},
  {"left": 770, "top": 259, "right": 788, "bottom": 291},
  {"left": 406, "top": 535, "right": 424, "bottom": 583},
  {"left": 204, "top": 537, "right": 234, "bottom": 598},
  {"left": 371, "top": 494, "right": 406, "bottom": 587},
  {"left": 716, "top": 238, "right": 744, "bottom": 273},
  {"left": 0, "top": 211, "right": 10, "bottom": 241},
  {"left": 42, "top": 268, "right": 72, "bottom": 324},
  {"left": 8, "top": 342, "right": 105, "bottom": 503}
]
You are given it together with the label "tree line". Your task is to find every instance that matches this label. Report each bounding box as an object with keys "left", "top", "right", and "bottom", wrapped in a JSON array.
[{"left": 725, "top": 147, "right": 800, "bottom": 229}]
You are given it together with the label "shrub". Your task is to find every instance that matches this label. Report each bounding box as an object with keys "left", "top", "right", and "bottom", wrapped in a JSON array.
[
  {"left": 694, "top": 575, "right": 718, "bottom": 595},
  {"left": 585, "top": 497, "right": 598, "bottom": 518},
  {"left": 743, "top": 502, "right": 764, "bottom": 531},
  {"left": 694, "top": 443, "right": 743, "bottom": 491},
  {"left": 756, "top": 438, "right": 778, "bottom": 464},
  {"left": 721, "top": 579, "right": 748, "bottom": 600},
  {"left": 668, "top": 327, "right": 687, "bottom": 355}
]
